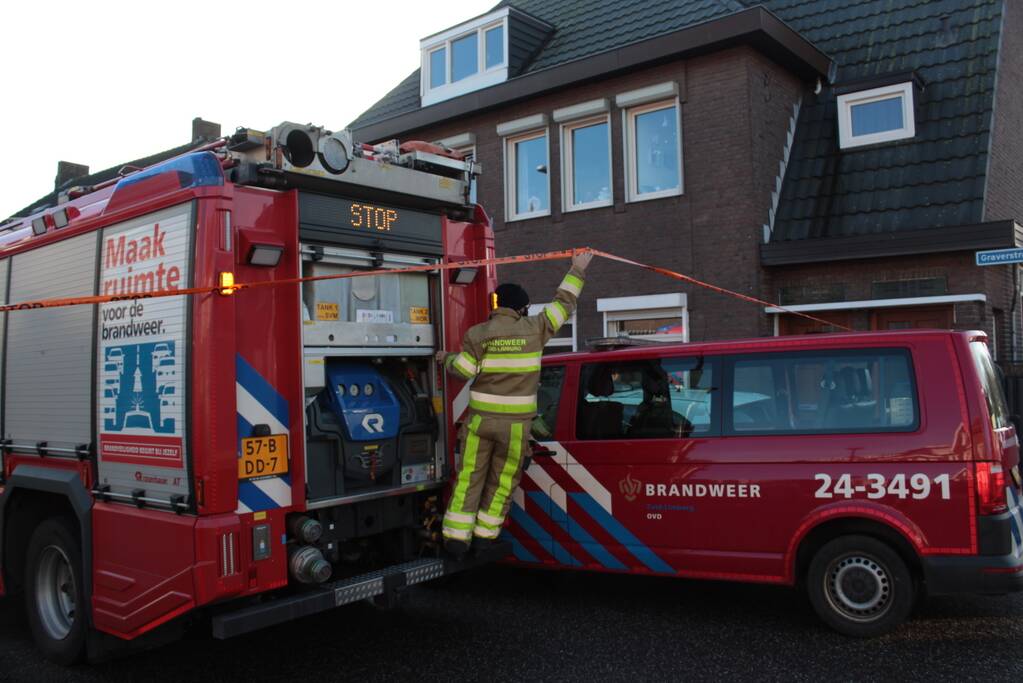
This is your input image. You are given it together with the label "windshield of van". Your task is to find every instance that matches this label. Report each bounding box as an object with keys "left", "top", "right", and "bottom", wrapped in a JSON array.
[{"left": 969, "top": 341, "right": 1010, "bottom": 430}]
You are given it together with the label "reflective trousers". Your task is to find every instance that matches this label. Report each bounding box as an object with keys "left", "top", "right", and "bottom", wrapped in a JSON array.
[{"left": 442, "top": 413, "right": 530, "bottom": 543}]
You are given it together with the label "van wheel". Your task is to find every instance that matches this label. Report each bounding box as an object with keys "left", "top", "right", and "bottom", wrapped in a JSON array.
[
  {"left": 24, "top": 517, "right": 86, "bottom": 665},
  {"left": 806, "top": 535, "right": 914, "bottom": 637}
]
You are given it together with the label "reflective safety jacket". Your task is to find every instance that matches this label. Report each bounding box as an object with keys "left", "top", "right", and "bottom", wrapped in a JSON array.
[{"left": 443, "top": 265, "right": 585, "bottom": 419}]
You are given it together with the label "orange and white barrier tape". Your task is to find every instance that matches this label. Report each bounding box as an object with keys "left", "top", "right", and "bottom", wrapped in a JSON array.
[{"left": 0, "top": 247, "right": 851, "bottom": 331}]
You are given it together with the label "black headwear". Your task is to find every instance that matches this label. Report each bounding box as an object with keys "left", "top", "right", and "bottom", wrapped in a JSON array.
[{"left": 494, "top": 283, "right": 529, "bottom": 312}]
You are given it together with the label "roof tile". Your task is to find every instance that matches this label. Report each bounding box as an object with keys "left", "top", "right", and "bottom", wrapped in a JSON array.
[{"left": 768, "top": 0, "right": 1003, "bottom": 241}]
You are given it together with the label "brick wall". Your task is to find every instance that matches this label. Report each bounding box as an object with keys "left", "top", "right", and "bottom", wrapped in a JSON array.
[
  {"left": 984, "top": 0, "right": 1023, "bottom": 224},
  {"left": 982, "top": 0, "right": 1023, "bottom": 366},
  {"left": 403, "top": 46, "right": 806, "bottom": 345},
  {"left": 768, "top": 252, "right": 1022, "bottom": 363}
]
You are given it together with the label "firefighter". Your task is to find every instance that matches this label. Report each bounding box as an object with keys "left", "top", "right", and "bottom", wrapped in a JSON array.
[{"left": 436, "top": 251, "right": 592, "bottom": 557}]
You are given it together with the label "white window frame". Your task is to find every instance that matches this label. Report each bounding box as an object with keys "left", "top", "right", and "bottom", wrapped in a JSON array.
[
  {"left": 837, "top": 82, "right": 915, "bottom": 149},
  {"left": 427, "top": 46, "right": 447, "bottom": 91},
  {"left": 528, "top": 303, "right": 578, "bottom": 351},
  {"left": 623, "top": 99, "right": 684, "bottom": 203},
  {"left": 420, "top": 9, "right": 510, "bottom": 106},
  {"left": 561, "top": 114, "right": 613, "bottom": 212},
  {"left": 504, "top": 128, "right": 551, "bottom": 222},
  {"left": 598, "top": 293, "right": 689, "bottom": 342}
]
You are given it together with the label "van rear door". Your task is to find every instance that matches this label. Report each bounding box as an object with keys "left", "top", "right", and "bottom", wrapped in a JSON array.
[
  {"left": 968, "top": 340, "right": 1020, "bottom": 467},
  {"left": 967, "top": 340, "right": 1022, "bottom": 516}
]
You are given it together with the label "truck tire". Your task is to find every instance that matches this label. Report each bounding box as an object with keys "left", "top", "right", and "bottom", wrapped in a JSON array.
[
  {"left": 24, "top": 517, "right": 86, "bottom": 665},
  {"left": 806, "top": 534, "right": 915, "bottom": 637}
]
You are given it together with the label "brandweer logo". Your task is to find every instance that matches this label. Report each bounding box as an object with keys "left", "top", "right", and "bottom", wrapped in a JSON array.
[{"left": 619, "top": 473, "right": 642, "bottom": 502}]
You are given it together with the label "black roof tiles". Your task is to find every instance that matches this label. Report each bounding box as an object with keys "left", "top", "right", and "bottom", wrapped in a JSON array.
[
  {"left": 349, "top": 0, "right": 745, "bottom": 129},
  {"left": 350, "top": 0, "right": 1007, "bottom": 246},
  {"left": 765, "top": 0, "right": 1004, "bottom": 241}
]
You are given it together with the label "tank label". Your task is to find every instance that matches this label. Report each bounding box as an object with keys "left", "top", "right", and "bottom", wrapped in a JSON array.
[
  {"left": 316, "top": 301, "right": 339, "bottom": 321},
  {"left": 95, "top": 205, "right": 192, "bottom": 501},
  {"left": 409, "top": 306, "right": 429, "bottom": 324}
]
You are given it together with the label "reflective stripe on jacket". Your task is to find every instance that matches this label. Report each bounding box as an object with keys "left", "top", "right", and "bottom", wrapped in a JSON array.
[{"left": 444, "top": 265, "right": 585, "bottom": 419}]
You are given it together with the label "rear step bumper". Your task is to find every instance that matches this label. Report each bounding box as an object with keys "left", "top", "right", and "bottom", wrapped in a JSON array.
[
  {"left": 922, "top": 552, "right": 1023, "bottom": 596},
  {"left": 211, "top": 542, "right": 510, "bottom": 639}
]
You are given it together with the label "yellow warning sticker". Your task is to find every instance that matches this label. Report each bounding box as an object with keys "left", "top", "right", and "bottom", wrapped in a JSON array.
[
  {"left": 410, "top": 306, "right": 429, "bottom": 324},
  {"left": 316, "top": 302, "right": 339, "bottom": 321}
]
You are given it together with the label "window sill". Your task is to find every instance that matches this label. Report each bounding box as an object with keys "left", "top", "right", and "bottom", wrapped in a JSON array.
[
  {"left": 563, "top": 200, "right": 613, "bottom": 214},
  {"left": 625, "top": 187, "right": 683, "bottom": 204},
  {"left": 506, "top": 210, "right": 552, "bottom": 223},
  {"left": 839, "top": 131, "right": 914, "bottom": 149}
]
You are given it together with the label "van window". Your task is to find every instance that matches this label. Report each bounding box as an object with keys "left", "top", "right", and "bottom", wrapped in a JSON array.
[
  {"left": 969, "top": 341, "right": 1010, "bottom": 430},
  {"left": 533, "top": 365, "right": 565, "bottom": 439},
  {"left": 728, "top": 349, "right": 917, "bottom": 435},
  {"left": 577, "top": 357, "right": 716, "bottom": 440}
]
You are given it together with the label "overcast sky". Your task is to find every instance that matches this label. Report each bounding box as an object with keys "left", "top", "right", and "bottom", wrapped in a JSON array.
[{"left": 0, "top": 0, "right": 495, "bottom": 219}]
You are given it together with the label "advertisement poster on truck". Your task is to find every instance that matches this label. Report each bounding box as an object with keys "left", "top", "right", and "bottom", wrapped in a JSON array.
[{"left": 95, "top": 204, "right": 192, "bottom": 500}]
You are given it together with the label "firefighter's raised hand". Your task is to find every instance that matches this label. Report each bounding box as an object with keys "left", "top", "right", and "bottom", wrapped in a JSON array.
[
  {"left": 572, "top": 250, "right": 593, "bottom": 271},
  {"left": 435, "top": 350, "right": 448, "bottom": 365}
]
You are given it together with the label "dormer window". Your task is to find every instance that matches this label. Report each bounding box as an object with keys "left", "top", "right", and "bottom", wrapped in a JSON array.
[
  {"left": 421, "top": 9, "right": 510, "bottom": 107},
  {"left": 837, "top": 82, "right": 916, "bottom": 149}
]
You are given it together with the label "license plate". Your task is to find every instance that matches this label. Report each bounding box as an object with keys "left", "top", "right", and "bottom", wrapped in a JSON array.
[{"left": 239, "top": 435, "right": 289, "bottom": 479}]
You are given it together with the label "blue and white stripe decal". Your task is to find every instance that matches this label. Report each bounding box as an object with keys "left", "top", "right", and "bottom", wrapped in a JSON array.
[
  {"left": 527, "top": 490, "right": 627, "bottom": 570},
  {"left": 236, "top": 354, "right": 292, "bottom": 513},
  {"left": 570, "top": 492, "right": 673, "bottom": 573},
  {"left": 1006, "top": 487, "right": 1023, "bottom": 558},
  {"left": 504, "top": 534, "right": 540, "bottom": 563},
  {"left": 508, "top": 502, "right": 581, "bottom": 566}
]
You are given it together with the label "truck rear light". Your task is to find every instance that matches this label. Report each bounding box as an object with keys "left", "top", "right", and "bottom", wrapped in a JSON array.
[
  {"left": 219, "top": 271, "right": 237, "bottom": 295},
  {"left": 220, "top": 532, "right": 238, "bottom": 577},
  {"left": 976, "top": 462, "right": 1008, "bottom": 515}
]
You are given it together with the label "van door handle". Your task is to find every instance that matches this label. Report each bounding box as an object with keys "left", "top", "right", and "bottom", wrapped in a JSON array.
[{"left": 530, "top": 442, "right": 556, "bottom": 458}]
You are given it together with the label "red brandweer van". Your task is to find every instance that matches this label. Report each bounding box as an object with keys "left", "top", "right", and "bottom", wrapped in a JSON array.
[{"left": 506, "top": 330, "right": 1023, "bottom": 636}]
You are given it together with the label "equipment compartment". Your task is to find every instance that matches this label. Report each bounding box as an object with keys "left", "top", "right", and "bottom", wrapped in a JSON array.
[
  {"left": 301, "top": 249, "right": 434, "bottom": 348},
  {"left": 305, "top": 357, "right": 441, "bottom": 503}
]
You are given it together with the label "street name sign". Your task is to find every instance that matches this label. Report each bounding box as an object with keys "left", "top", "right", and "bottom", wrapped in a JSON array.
[{"left": 976, "top": 247, "right": 1023, "bottom": 266}]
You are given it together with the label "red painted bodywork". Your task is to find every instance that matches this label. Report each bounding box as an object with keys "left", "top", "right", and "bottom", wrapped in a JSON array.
[
  {"left": 0, "top": 157, "right": 494, "bottom": 639},
  {"left": 506, "top": 330, "right": 1022, "bottom": 586}
]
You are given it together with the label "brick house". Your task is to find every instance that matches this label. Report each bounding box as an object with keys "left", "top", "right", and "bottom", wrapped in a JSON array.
[{"left": 350, "top": 0, "right": 1023, "bottom": 366}]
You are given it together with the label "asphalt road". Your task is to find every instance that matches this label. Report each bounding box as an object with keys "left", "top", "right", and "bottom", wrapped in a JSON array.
[{"left": 1, "top": 565, "right": 1021, "bottom": 682}]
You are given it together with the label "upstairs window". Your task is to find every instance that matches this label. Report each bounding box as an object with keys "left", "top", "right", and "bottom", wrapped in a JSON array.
[
  {"left": 485, "top": 25, "right": 504, "bottom": 69},
  {"left": 421, "top": 10, "right": 509, "bottom": 106},
  {"left": 562, "top": 116, "right": 612, "bottom": 211},
  {"left": 429, "top": 48, "right": 446, "bottom": 89},
  {"left": 837, "top": 82, "right": 915, "bottom": 149},
  {"left": 450, "top": 33, "right": 479, "bottom": 82},
  {"left": 625, "top": 101, "right": 682, "bottom": 201},
  {"left": 504, "top": 128, "right": 550, "bottom": 221}
]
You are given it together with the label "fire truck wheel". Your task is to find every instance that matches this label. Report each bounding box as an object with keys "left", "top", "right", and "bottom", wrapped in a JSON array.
[
  {"left": 24, "top": 517, "right": 87, "bottom": 665},
  {"left": 806, "top": 534, "right": 915, "bottom": 637}
]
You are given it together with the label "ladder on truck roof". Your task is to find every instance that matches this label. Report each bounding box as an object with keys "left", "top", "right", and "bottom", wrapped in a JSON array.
[{"left": 226, "top": 122, "right": 480, "bottom": 215}]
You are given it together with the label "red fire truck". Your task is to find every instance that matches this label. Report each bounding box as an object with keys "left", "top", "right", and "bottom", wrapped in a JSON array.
[
  {"left": 513, "top": 331, "right": 1023, "bottom": 636},
  {"left": 0, "top": 122, "right": 501, "bottom": 662}
]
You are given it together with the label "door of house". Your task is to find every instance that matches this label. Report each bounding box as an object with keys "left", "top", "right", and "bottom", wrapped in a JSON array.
[{"left": 871, "top": 305, "right": 954, "bottom": 330}]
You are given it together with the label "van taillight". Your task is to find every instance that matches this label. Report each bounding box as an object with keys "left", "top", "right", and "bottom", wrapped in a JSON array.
[{"left": 976, "top": 462, "right": 1008, "bottom": 515}]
